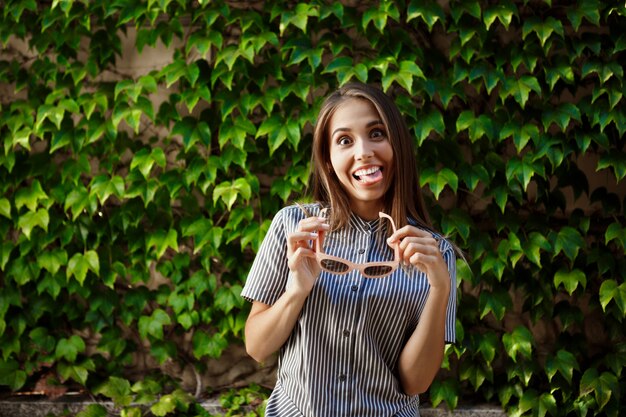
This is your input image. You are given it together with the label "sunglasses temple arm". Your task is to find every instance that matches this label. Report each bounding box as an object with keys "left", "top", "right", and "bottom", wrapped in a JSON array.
[{"left": 315, "top": 229, "right": 325, "bottom": 253}]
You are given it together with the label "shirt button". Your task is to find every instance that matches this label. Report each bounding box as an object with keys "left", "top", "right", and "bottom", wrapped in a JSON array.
[
  {"left": 343, "top": 329, "right": 350, "bottom": 337},
  {"left": 339, "top": 374, "right": 346, "bottom": 382},
  {"left": 358, "top": 248, "right": 365, "bottom": 254},
  {"left": 351, "top": 285, "right": 358, "bottom": 292}
]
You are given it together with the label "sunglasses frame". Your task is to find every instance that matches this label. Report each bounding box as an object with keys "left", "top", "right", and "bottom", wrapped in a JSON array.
[{"left": 315, "top": 210, "right": 400, "bottom": 278}]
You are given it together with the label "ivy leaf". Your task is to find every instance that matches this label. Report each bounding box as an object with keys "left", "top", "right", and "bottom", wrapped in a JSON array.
[
  {"left": 567, "top": 0, "right": 601, "bottom": 31},
  {"left": 599, "top": 280, "right": 626, "bottom": 314},
  {"left": 95, "top": 376, "right": 133, "bottom": 407},
  {"left": 279, "top": 2, "right": 318, "bottom": 35},
  {"left": 256, "top": 114, "right": 301, "bottom": 154},
  {"left": 456, "top": 111, "right": 494, "bottom": 142},
  {"left": 147, "top": 229, "right": 179, "bottom": 259},
  {"left": 138, "top": 309, "right": 172, "bottom": 340},
  {"left": 542, "top": 103, "right": 581, "bottom": 132},
  {"left": 502, "top": 325, "right": 534, "bottom": 363},
  {"left": 580, "top": 369, "right": 619, "bottom": 410},
  {"left": 0, "top": 198, "right": 10, "bottom": 219},
  {"left": 382, "top": 60, "right": 425, "bottom": 94},
  {"left": 414, "top": 108, "right": 445, "bottom": 145},
  {"left": 213, "top": 178, "right": 252, "bottom": 210},
  {"left": 420, "top": 167, "right": 458, "bottom": 199},
  {"left": 182, "top": 218, "right": 223, "bottom": 254},
  {"left": 362, "top": 1, "right": 399, "bottom": 33},
  {"left": 429, "top": 378, "right": 459, "bottom": 409},
  {"left": 37, "top": 249, "right": 68, "bottom": 275},
  {"left": 67, "top": 250, "right": 100, "bottom": 285},
  {"left": 554, "top": 267, "right": 587, "bottom": 295},
  {"left": 18, "top": 208, "right": 50, "bottom": 239},
  {"left": 15, "top": 179, "right": 48, "bottom": 211},
  {"left": 150, "top": 394, "right": 177, "bottom": 416},
  {"left": 192, "top": 330, "right": 228, "bottom": 359},
  {"left": 480, "top": 252, "right": 506, "bottom": 280},
  {"left": 407, "top": 0, "right": 445, "bottom": 30},
  {"left": 57, "top": 360, "right": 93, "bottom": 385},
  {"left": 1, "top": 242, "right": 13, "bottom": 271},
  {"left": 522, "top": 16, "right": 564, "bottom": 49},
  {"left": 55, "top": 335, "right": 86, "bottom": 362},
  {"left": 35, "top": 104, "right": 64, "bottom": 131},
  {"left": 500, "top": 121, "right": 539, "bottom": 152},
  {"left": 479, "top": 288, "right": 512, "bottom": 319},
  {"left": 450, "top": 0, "right": 481, "bottom": 23},
  {"left": 130, "top": 147, "right": 166, "bottom": 179},
  {"left": 271, "top": 178, "right": 296, "bottom": 202},
  {"left": 538, "top": 392, "right": 558, "bottom": 417},
  {"left": 64, "top": 186, "right": 90, "bottom": 221},
  {"left": 89, "top": 175, "right": 125, "bottom": 205},
  {"left": 322, "top": 56, "right": 359, "bottom": 85},
  {"left": 501, "top": 75, "right": 541, "bottom": 108},
  {"left": 214, "top": 285, "right": 243, "bottom": 314},
  {"left": 458, "top": 163, "right": 490, "bottom": 192},
  {"left": 37, "top": 273, "right": 63, "bottom": 299},
  {"left": 459, "top": 361, "right": 491, "bottom": 391},
  {"left": 440, "top": 208, "right": 472, "bottom": 242},
  {"left": 483, "top": 3, "right": 517, "bottom": 30},
  {"left": 505, "top": 155, "right": 543, "bottom": 191},
  {"left": 581, "top": 60, "right": 624, "bottom": 84},
  {"left": 522, "top": 232, "right": 552, "bottom": 267},
  {"left": 605, "top": 222, "right": 626, "bottom": 249},
  {"left": 545, "top": 349, "right": 579, "bottom": 384},
  {"left": 596, "top": 152, "right": 626, "bottom": 182},
  {"left": 545, "top": 61, "right": 575, "bottom": 90},
  {"left": 477, "top": 331, "right": 499, "bottom": 364},
  {"left": 0, "top": 360, "right": 27, "bottom": 390},
  {"left": 76, "top": 404, "right": 108, "bottom": 417},
  {"left": 218, "top": 115, "right": 256, "bottom": 150},
  {"left": 553, "top": 226, "right": 584, "bottom": 262}
]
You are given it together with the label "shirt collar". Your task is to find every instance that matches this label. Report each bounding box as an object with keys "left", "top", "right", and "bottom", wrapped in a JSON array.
[{"left": 348, "top": 212, "right": 381, "bottom": 234}]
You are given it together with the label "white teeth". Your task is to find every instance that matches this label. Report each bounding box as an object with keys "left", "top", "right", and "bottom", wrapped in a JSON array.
[{"left": 354, "top": 167, "right": 380, "bottom": 176}]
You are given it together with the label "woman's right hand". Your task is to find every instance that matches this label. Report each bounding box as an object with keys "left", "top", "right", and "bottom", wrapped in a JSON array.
[{"left": 286, "top": 215, "right": 329, "bottom": 295}]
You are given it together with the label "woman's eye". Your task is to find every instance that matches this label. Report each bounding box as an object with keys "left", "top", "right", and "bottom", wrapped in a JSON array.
[
  {"left": 371, "top": 128, "right": 386, "bottom": 139},
  {"left": 337, "top": 136, "right": 352, "bottom": 145}
]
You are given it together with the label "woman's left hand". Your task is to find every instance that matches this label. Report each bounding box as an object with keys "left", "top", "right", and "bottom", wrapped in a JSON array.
[{"left": 388, "top": 226, "right": 450, "bottom": 290}]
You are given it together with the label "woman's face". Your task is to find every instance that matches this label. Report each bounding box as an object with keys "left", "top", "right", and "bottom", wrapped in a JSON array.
[{"left": 328, "top": 97, "right": 394, "bottom": 220}]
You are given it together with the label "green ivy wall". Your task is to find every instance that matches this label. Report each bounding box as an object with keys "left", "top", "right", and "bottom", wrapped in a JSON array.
[{"left": 1, "top": 0, "right": 625, "bottom": 416}]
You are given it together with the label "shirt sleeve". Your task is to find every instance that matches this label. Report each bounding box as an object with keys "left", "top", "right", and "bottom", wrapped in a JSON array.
[
  {"left": 441, "top": 241, "right": 457, "bottom": 344},
  {"left": 240, "top": 208, "right": 291, "bottom": 306}
]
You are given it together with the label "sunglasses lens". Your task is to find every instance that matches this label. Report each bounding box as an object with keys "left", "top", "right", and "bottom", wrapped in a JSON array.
[
  {"left": 363, "top": 265, "right": 394, "bottom": 277},
  {"left": 320, "top": 259, "right": 350, "bottom": 273}
]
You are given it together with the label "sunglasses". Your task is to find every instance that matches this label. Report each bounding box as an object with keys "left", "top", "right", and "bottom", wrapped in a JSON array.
[{"left": 315, "top": 210, "right": 400, "bottom": 278}]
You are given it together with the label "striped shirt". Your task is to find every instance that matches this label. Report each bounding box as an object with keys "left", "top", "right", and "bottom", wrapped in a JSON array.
[{"left": 241, "top": 204, "right": 457, "bottom": 417}]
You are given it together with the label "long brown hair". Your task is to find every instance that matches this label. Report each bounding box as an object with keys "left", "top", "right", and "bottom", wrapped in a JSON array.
[{"left": 309, "top": 82, "right": 433, "bottom": 233}]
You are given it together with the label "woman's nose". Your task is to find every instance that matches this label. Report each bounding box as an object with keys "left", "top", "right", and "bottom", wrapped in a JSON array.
[{"left": 354, "top": 138, "right": 374, "bottom": 160}]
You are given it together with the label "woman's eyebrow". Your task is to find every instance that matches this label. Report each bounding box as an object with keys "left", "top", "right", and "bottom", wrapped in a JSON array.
[{"left": 331, "top": 120, "right": 384, "bottom": 138}]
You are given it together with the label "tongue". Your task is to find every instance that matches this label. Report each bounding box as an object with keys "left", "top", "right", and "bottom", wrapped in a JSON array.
[{"left": 359, "top": 170, "right": 383, "bottom": 184}]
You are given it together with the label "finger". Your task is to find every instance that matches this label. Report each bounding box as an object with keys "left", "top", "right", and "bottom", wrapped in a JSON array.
[
  {"left": 287, "top": 246, "right": 318, "bottom": 270},
  {"left": 387, "top": 226, "right": 432, "bottom": 243},
  {"left": 409, "top": 252, "right": 440, "bottom": 266},
  {"left": 400, "top": 241, "right": 442, "bottom": 267},
  {"left": 297, "top": 216, "right": 330, "bottom": 233},
  {"left": 287, "top": 231, "right": 319, "bottom": 252},
  {"left": 398, "top": 236, "right": 439, "bottom": 252}
]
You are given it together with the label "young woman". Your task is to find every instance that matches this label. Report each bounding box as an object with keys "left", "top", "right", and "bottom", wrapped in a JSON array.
[{"left": 241, "top": 82, "right": 457, "bottom": 417}]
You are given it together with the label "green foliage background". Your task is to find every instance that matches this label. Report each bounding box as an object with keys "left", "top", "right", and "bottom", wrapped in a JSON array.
[{"left": 1, "top": 0, "right": 625, "bottom": 416}]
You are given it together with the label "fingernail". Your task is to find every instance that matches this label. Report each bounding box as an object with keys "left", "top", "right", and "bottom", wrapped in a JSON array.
[{"left": 310, "top": 232, "right": 318, "bottom": 238}]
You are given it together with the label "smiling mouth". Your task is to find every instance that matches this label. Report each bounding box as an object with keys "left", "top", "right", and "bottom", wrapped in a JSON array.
[{"left": 353, "top": 166, "right": 384, "bottom": 184}]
